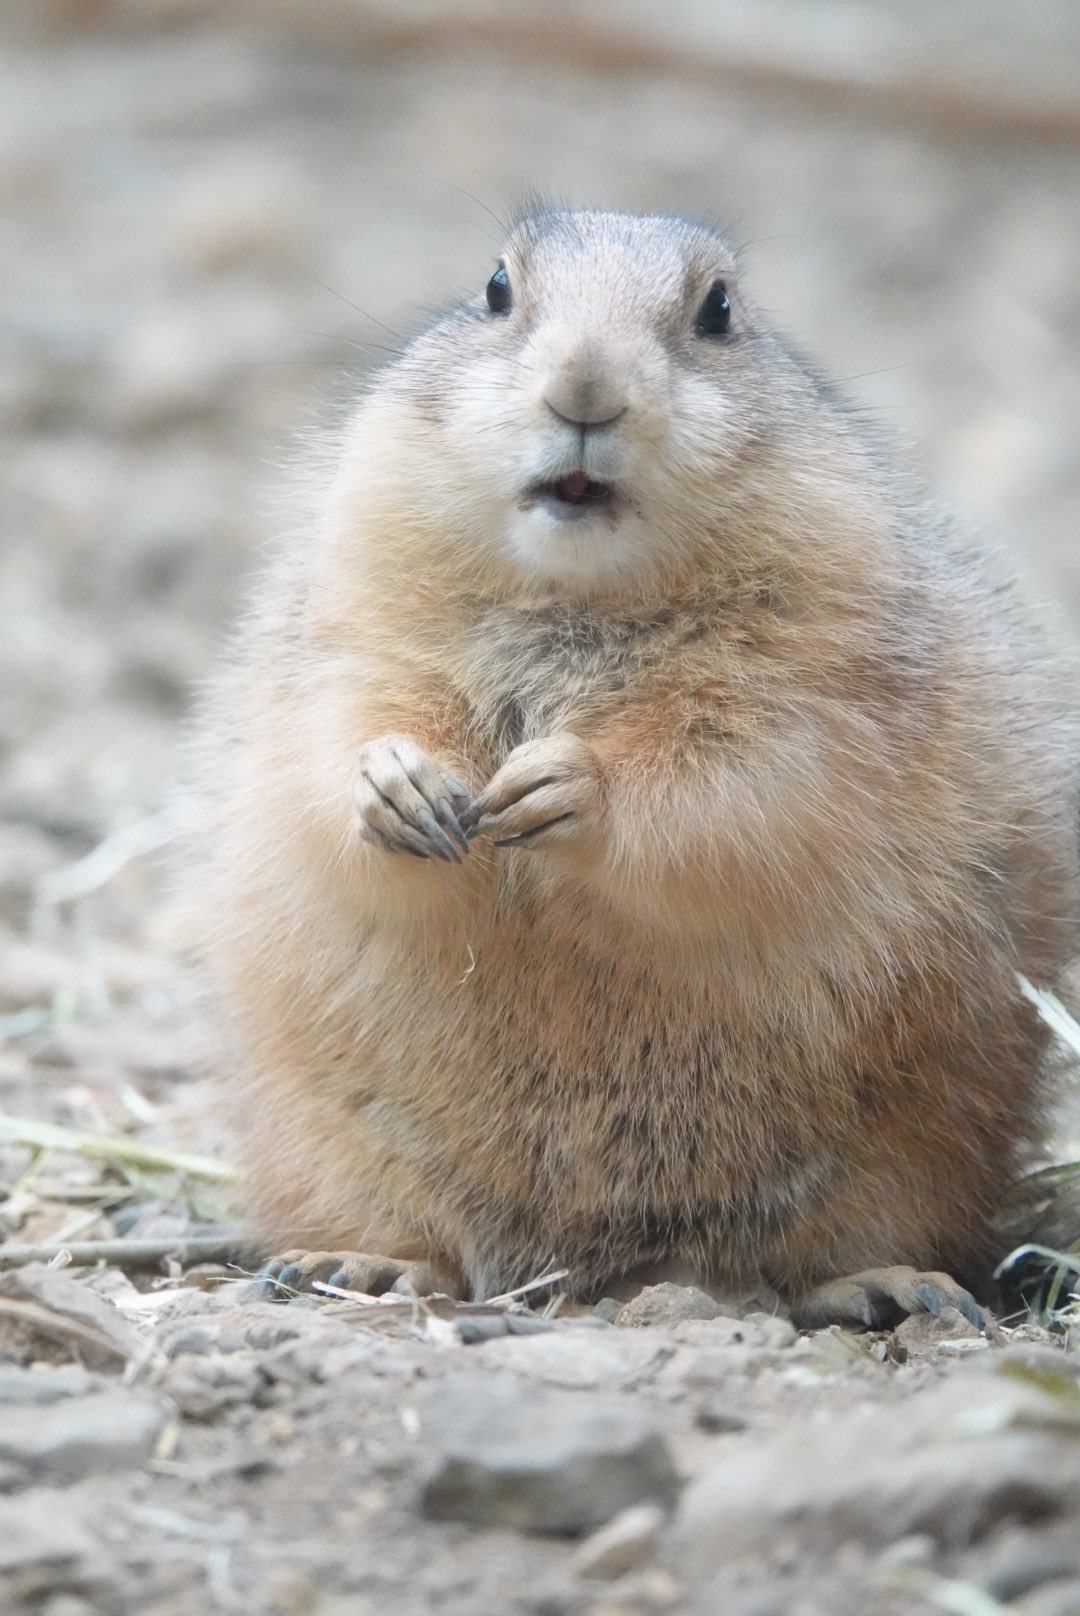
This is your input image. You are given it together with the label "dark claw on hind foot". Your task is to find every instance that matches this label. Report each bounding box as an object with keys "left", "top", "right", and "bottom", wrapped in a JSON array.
[
  {"left": 255, "top": 1249, "right": 466, "bottom": 1302},
  {"left": 793, "top": 1264, "right": 985, "bottom": 1333}
]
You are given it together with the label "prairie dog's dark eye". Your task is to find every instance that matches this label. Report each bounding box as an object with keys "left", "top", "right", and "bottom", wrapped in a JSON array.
[
  {"left": 696, "top": 280, "right": 731, "bottom": 337},
  {"left": 486, "top": 265, "right": 511, "bottom": 314}
]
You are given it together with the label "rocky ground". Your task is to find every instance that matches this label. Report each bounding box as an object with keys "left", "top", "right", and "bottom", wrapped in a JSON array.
[
  {"left": 5, "top": 1262, "right": 1080, "bottom": 1616},
  {"left": 4, "top": 4, "right": 1080, "bottom": 1613}
]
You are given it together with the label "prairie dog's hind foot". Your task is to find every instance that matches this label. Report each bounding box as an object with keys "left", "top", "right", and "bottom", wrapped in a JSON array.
[
  {"left": 792, "top": 1265, "right": 985, "bottom": 1332},
  {"left": 353, "top": 737, "right": 470, "bottom": 862},
  {"left": 256, "top": 1249, "right": 467, "bottom": 1302}
]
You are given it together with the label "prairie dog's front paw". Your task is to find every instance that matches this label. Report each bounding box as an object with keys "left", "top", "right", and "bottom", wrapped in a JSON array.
[
  {"left": 460, "top": 733, "right": 604, "bottom": 850},
  {"left": 352, "top": 736, "right": 470, "bottom": 862}
]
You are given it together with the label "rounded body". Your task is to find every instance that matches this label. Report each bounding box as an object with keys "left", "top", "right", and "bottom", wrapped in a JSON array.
[{"left": 190, "top": 210, "right": 1079, "bottom": 1303}]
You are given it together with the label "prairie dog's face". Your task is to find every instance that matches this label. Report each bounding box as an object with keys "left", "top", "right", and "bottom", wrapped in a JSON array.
[{"left": 377, "top": 211, "right": 785, "bottom": 597}]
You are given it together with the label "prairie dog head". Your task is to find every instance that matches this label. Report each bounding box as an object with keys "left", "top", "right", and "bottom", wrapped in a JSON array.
[{"left": 339, "top": 209, "right": 824, "bottom": 600}]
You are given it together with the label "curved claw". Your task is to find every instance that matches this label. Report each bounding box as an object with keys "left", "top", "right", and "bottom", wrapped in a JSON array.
[
  {"left": 254, "top": 1248, "right": 466, "bottom": 1303},
  {"left": 354, "top": 738, "right": 472, "bottom": 862},
  {"left": 436, "top": 794, "right": 470, "bottom": 850},
  {"left": 793, "top": 1265, "right": 986, "bottom": 1333},
  {"left": 414, "top": 804, "right": 462, "bottom": 863},
  {"left": 494, "top": 811, "right": 576, "bottom": 848}
]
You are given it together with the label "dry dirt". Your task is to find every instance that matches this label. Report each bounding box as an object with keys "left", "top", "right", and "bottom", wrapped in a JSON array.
[{"left": 4, "top": 5, "right": 1080, "bottom": 1614}]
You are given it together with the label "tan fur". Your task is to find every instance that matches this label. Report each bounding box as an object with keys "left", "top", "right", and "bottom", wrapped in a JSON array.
[{"left": 186, "top": 209, "right": 1080, "bottom": 1305}]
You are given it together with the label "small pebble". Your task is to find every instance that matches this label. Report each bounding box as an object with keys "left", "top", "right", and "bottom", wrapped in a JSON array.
[
  {"left": 420, "top": 1374, "right": 680, "bottom": 1535},
  {"left": 572, "top": 1503, "right": 666, "bottom": 1580},
  {"left": 616, "top": 1284, "right": 730, "bottom": 1329}
]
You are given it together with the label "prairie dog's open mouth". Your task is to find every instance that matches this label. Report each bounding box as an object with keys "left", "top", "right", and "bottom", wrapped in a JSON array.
[{"left": 522, "top": 472, "right": 619, "bottom": 522}]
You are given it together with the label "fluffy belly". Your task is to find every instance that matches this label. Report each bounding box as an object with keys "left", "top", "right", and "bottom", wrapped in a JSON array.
[{"left": 347, "top": 918, "right": 849, "bottom": 1288}]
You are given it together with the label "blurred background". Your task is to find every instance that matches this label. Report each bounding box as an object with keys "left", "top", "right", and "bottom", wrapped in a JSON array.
[{"left": 1, "top": 0, "right": 1079, "bottom": 1167}]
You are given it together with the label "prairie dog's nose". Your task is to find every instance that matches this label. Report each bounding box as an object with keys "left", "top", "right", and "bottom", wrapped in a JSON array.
[{"left": 542, "top": 351, "right": 628, "bottom": 429}]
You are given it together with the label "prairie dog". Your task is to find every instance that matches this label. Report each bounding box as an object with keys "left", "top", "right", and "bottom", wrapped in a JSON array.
[{"left": 191, "top": 208, "right": 1079, "bottom": 1325}]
